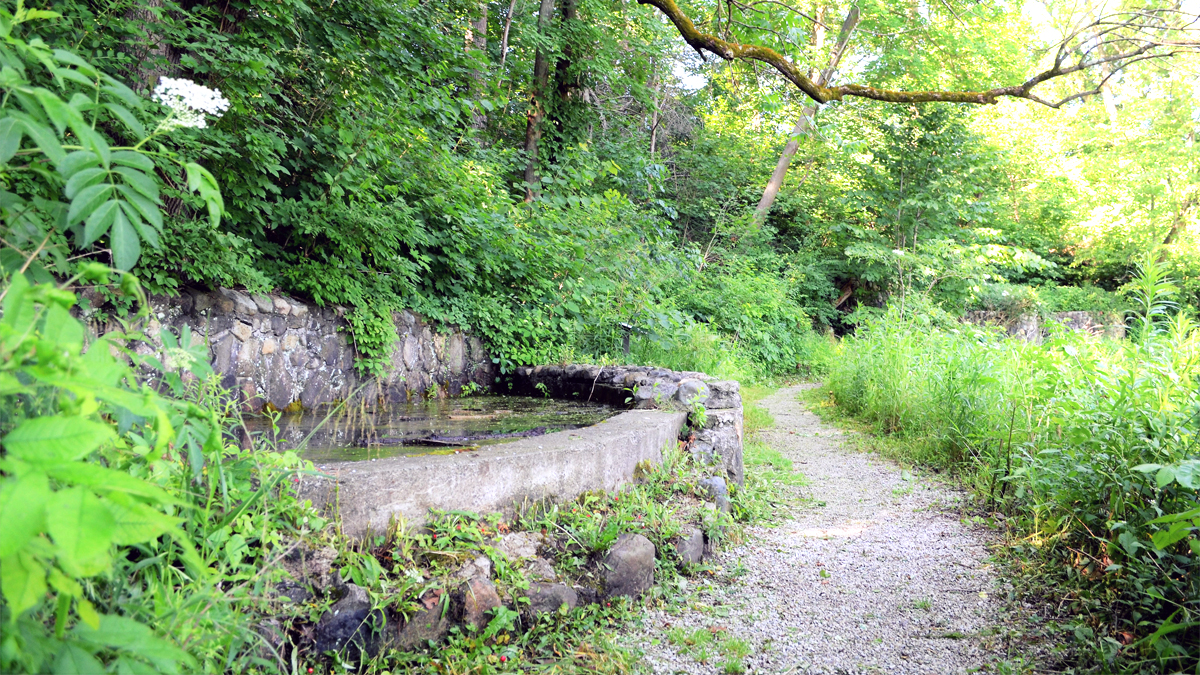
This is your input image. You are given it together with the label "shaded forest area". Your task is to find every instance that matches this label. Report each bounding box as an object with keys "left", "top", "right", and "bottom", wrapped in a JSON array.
[{"left": 2, "top": 0, "right": 1200, "bottom": 672}]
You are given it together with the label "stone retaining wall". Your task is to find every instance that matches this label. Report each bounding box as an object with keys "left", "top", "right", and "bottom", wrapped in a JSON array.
[
  {"left": 963, "top": 310, "right": 1126, "bottom": 343},
  {"left": 80, "top": 287, "right": 494, "bottom": 412},
  {"left": 503, "top": 365, "right": 745, "bottom": 486}
]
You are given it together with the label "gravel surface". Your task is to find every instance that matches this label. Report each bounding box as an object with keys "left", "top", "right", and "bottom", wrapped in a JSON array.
[{"left": 627, "top": 384, "right": 1004, "bottom": 674}]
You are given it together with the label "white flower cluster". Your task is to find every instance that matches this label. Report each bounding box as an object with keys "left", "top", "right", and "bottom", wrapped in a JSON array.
[{"left": 152, "top": 77, "right": 230, "bottom": 130}]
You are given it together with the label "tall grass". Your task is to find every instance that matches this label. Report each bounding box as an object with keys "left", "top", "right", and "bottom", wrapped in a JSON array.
[{"left": 826, "top": 259, "right": 1200, "bottom": 672}]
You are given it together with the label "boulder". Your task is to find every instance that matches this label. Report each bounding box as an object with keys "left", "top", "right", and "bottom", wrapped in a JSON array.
[
  {"left": 453, "top": 555, "right": 493, "bottom": 581},
  {"left": 675, "top": 378, "right": 711, "bottom": 407},
  {"left": 672, "top": 527, "right": 705, "bottom": 566},
  {"left": 493, "top": 531, "right": 545, "bottom": 561},
  {"left": 395, "top": 593, "right": 450, "bottom": 650},
  {"left": 705, "top": 380, "right": 742, "bottom": 409},
  {"left": 525, "top": 582, "right": 578, "bottom": 616},
  {"left": 525, "top": 556, "right": 557, "bottom": 581},
  {"left": 313, "top": 584, "right": 381, "bottom": 654},
  {"left": 698, "top": 476, "right": 728, "bottom": 501},
  {"left": 601, "top": 533, "right": 656, "bottom": 599},
  {"left": 454, "top": 577, "right": 502, "bottom": 629}
]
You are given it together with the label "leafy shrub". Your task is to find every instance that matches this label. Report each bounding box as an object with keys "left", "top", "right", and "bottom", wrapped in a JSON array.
[
  {"left": 1037, "top": 283, "right": 1128, "bottom": 314},
  {"left": 967, "top": 282, "right": 1041, "bottom": 316}
]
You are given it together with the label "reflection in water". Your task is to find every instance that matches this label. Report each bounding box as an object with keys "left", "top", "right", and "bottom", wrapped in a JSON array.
[{"left": 241, "top": 395, "right": 618, "bottom": 462}]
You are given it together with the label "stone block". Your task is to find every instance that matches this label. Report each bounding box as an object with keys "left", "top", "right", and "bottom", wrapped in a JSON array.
[
  {"left": 394, "top": 596, "right": 449, "bottom": 650},
  {"left": 219, "top": 288, "right": 258, "bottom": 316},
  {"left": 231, "top": 321, "right": 253, "bottom": 342},
  {"left": 453, "top": 577, "right": 501, "bottom": 629},
  {"left": 313, "top": 584, "right": 381, "bottom": 655},
  {"left": 706, "top": 380, "right": 741, "bottom": 409},
  {"left": 675, "top": 378, "right": 710, "bottom": 407},
  {"left": 672, "top": 527, "right": 705, "bottom": 565},
  {"left": 601, "top": 534, "right": 655, "bottom": 599},
  {"left": 272, "top": 296, "right": 291, "bottom": 315},
  {"left": 525, "top": 582, "right": 577, "bottom": 616},
  {"left": 252, "top": 294, "right": 273, "bottom": 313},
  {"left": 402, "top": 336, "right": 421, "bottom": 370},
  {"left": 261, "top": 338, "right": 278, "bottom": 356},
  {"left": 270, "top": 315, "right": 288, "bottom": 336},
  {"left": 448, "top": 334, "right": 465, "bottom": 375},
  {"left": 282, "top": 333, "right": 301, "bottom": 352}
]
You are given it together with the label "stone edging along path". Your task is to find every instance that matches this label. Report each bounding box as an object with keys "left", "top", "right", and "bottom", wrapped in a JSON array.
[{"left": 626, "top": 384, "right": 1006, "bottom": 674}]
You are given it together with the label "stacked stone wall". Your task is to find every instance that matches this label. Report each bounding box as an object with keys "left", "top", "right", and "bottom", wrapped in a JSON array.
[
  {"left": 963, "top": 310, "right": 1126, "bottom": 343},
  {"left": 80, "top": 287, "right": 493, "bottom": 412}
]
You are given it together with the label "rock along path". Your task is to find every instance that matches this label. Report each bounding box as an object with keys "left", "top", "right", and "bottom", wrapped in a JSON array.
[{"left": 629, "top": 384, "right": 1004, "bottom": 674}]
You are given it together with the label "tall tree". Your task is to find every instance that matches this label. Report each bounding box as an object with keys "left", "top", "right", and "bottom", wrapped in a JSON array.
[
  {"left": 523, "top": 0, "right": 557, "bottom": 200},
  {"left": 753, "top": 4, "right": 859, "bottom": 225}
]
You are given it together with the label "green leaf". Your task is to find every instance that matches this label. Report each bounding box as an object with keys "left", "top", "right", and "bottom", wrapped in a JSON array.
[
  {"left": 1173, "top": 460, "right": 1199, "bottom": 489},
  {"left": 82, "top": 198, "right": 119, "bottom": 245},
  {"left": 0, "top": 549, "right": 47, "bottom": 616},
  {"left": 1131, "top": 463, "right": 1162, "bottom": 473},
  {"left": 110, "top": 150, "right": 154, "bottom": 172},
  {"left": 57, "top": 150, "right": 98, "bottom": 177},
  {"left": 0, "top": 272, "right": 35, "bottom": 336},
  {"left": 113, "top": 166, "right": 159, "bottom": 202},
  {"left": 120, "top": 201, "right": 159, "bottom": 249},
  {"left": 51, "top": 50, "right": 97, "bottom": 77},
  {"left": 53, "top": 67, "right": 96, "bottom": 89},
  {"left": 0, "top": 471, "right": 50, "bottom": 557},
  {"left": 101, "top": 76, "right": 142, "bottom": 111},
  {"left": 52, "top": 644, "right": 104, "bottom": 675},
  {"left": 103, "top": 494, "right": 176, "bottom": 546},
  {"left": 1156, "top": 466, "right": 1175, "bottom": 488},
  {"left": 73, "top": 614, "right": 194, "bottom": 672},
  {"left": 103, "top": 103, "right": 145, "bottom": 139},
  {"left": 4, "top": 416, "right": 115, "bottom": 462},
  {"left": 66, "top": 182, "right": 113, "bottom": 225},
  {"left": 46, "top": 487, "right": 115, "bottom": 578},
  {"left": 114, "top": 186, "right": 163, "bottom": 231},
  {"left": 1151, "top": 505, "right": 1200, "bottom": 524},
  {"left": 41, "top": 302, "right": 83, "bottom": 354},
  {"left": 1151, "top": 522, "right": 1191, "bottom": 551},
  {"left": 33, "top": 87, "right": 75, "bottom": 135},
  {"left": 110, "top": 205, "right": 140, "bottom": 270},
  {"left": 64, "top": 167, "right": 106, "bottom": 200},
  {"left": 16, "top": 117, "right": 65, "bottom": 165},
  {"left": 1117, "top": 531, "right": 1143, "bottom": 556},
  {"left": 42, "top": 462, "right": 176, "bottom": 504},
  {"left": 0, "top": 117, "right": 22, "bottom": 164}
]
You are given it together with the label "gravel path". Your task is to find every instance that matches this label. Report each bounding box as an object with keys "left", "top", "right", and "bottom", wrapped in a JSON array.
[{"left": 628, "top": 384, "right": 1004, "bottom": 674}]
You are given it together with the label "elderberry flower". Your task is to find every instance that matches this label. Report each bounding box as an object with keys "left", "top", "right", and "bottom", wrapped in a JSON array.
[{"left": 152, "top": 77, "right": 230, "bottom": 130}]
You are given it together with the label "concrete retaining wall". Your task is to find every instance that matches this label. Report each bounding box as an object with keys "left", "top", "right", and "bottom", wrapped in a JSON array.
[
  {"left": 301, "top": 409, "right": 688, "bottom": 538},
  {"left": 79, "top": 287, "right": 494, "bottom": 412},
  {"left": 503, "top": 364, "right": 745, "bottom": 486}
]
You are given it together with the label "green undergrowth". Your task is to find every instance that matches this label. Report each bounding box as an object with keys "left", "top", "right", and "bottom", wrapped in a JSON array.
[{"left": 816, "top": 258, "right": 1200, "bottom": 673}]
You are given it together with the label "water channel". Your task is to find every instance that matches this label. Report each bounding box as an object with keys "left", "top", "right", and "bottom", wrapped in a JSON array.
[{"left": 242, "top": 395, "right": 620, "bottom": 462}]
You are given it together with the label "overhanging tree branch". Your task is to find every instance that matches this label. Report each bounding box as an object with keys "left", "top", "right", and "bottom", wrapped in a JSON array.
[{"left": 636, "top": 0, "right": 1200, "bottom": 107}]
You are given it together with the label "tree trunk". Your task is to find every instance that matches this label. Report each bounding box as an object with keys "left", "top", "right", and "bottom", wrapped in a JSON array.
[
  {"left": 499, "top": 0, "right": 520, "bottom": 69},
  {"left": 523, "top": 0, "right": 556, "bottom": 201},
  {"left": 752, "top": 6, "right": 860, "bottom": 226},
  {"left": 468, "top": 2, "right": 489, "bottom": 128}
]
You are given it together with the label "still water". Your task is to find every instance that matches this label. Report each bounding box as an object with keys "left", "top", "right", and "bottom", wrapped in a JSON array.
[{"left": 241, "top": 395, "right": 618, "bottom": 462}]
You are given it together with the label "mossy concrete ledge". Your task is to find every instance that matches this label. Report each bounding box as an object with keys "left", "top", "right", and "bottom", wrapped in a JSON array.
[{"left": 300, "top": 409, "right": 688, "bottom": 539}]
